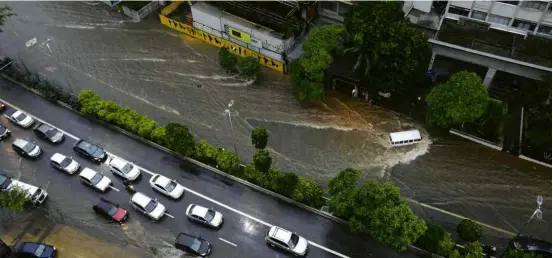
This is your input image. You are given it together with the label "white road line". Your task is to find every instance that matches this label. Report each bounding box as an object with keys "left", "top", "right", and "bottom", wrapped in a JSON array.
[
  {"left": 218, "top": 238, "right": 237, "bottom": 247},
  {"left": 164, "top": 213, "right": 175, "bottom": 219},
  {"left": 108, "top": 186, "right": 120, "bottom": 192}
]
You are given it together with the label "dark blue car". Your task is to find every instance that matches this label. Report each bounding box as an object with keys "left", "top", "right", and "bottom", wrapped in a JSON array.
[
  {"left": 73, "top": 139, "right": 108, "bottom": 163},
  {"left": 13, "top": 242, "right": 56, "bottom": 258}
]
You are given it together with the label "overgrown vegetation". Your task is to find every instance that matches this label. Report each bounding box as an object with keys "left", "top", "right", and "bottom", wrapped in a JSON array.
[
  {"left": 237, "top": 56, "right": 260, "bottom": 78},
  {"left": 0, "top": 5, "right": 13, "bottom": 32},
  {"left": 0, "top": 186, "right": 29, "bottom": 212},
  {"left": 218, "top": 47, "right": 237, "bottom": 72},
  {"left": 457, "top": 219, "right": 482, "bottom": 243}
]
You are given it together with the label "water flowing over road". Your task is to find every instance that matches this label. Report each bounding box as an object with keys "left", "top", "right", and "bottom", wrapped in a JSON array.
[{"left": 0, "top": 1, "right": 550, "bottom": 247}]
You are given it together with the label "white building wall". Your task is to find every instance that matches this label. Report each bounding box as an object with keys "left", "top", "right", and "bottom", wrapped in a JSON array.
[{"left": 450, "top": 0, "right": 473, "bottom": 9}]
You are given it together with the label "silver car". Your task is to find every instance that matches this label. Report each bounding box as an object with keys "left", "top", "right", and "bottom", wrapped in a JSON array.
[
  {"left": 108, "top": 157, "right": 141, "bottom": 181},
  {"left": 79, "top": 168, "right": 112, "bottom": 192},
  {"left": 130, "top": 192, "right": 166, "bottom": 221},
  {"left": 50, "top": 153, "right": 80, "bottom": 174},
  {"left": 265, "top": 226, "right": 309, "bottom": 256},
  {"left": 11, "top": 138, "right": 42, "bottom": 158},
  {"left": 5, "top": 110, "right": 34, "bottom": 128},
  {"left": 185, "top": 204, "right": 224, "bottom": 228}
]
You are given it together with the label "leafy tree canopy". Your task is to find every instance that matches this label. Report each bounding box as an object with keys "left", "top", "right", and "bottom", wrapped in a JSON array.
[
  {"left": 251, "top": 127, "right": 269, "bottom": 149},
  {"left": 0, "top": 6, "right": 14, "bottom": 32},
  {"left": 237, "top": 56, "right": 260, "bottom": 78},
  {"left": 457, "top": 219, "right": 483, "bottom": 243},
  {"left": 253, "top": 149, "right": 272, "bottom": 173},
  {"left": 463, "top": 241, "right": 484, "bottom": 258},
  {"left": 416, "top": 220, "right": 455, "bottom": 256},
  {"left": 218, "top": 47, "right": 237, "bottom": 71},
  {"left": 165, "top": 123, "right": 196, "bottom": 157},
  {"left": 327, "top": 167, "right": 360, "bottom": 196},
  {"left": 0, "top": 186, "right": 29, "bottom": 212},
  {"left": 426, "top": 71, "right": 489, "bottom": 128}
]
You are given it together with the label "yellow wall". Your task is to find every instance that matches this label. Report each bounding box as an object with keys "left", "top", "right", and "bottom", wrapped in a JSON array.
[{"left": 159, "top": 2, "right": 285, "bottom": 73}]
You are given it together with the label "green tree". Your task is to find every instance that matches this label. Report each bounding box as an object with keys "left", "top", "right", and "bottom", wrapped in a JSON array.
[
  {"left": 0, "top": 186, "right": 29, "bottom": 211},
  {"left": 218, "top": 47, "right": 237, "bottom": 71},
  {"left": 505, "top": 247, "right": 543, "bottom": 258},
  {"left": 253, "top": 149, "right": 272, "bottom": 173},
  {"left": 457, "top": 219, "right": 482, "bottom": 242},
  {"left": 261, "top": 167, "right": 281, "bottom": 191},
  {"left": 275, "top": 172, "right": 299, "bottom": 197},
  {"left": 244, "top": 163, "right": 263, "bottom": 184},
  {"left": 216, "top": 148, "right": 240, "bottom": 174},
  {"left": 165, "top": 123, "right": 195, "bottom": 157},
  {"left": 136, "top": 117, "right": 157, "bottom": 139},
  {"left": 78, "top": 90, "right": 103, "bottom": 115},
  {"left": 416, "top": 221, "right": 455, "bottom": 256},
  {"left": 291, "top": 177, "right": 324, "bottom": 207},
  {"left": 344, "top": 2, "right": 430, "bottom": 92},
  {"left": 290, "top": 25, "right": 344, "bottom": 101},
  {"left": 0, "top": 6, "right": 14, "bottom": 32},
  {"left": 463, "top": 241, "right": 484, "bottom": 258},
  {"left": 328, "top": 168, "right": 360, "bottom": 196},
  {"left": 195, "top": 139, "right": 220, "bottom": 164},
  {"left": 426, "top": 71, "right": 489, "bottom": 128},
  {"left": 237, "top": 57, "right": 260, "bottom": 78},
  {"left": 150, "top": 125, "right": 168, "bottom": 146},
  {"left": 251, "top": 127, "right": 269, "bottom": 149}
]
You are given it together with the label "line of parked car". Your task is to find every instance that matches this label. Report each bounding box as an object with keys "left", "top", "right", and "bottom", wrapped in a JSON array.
[{"left": 1, "top": 103, "right": 310, "bottom": 257}]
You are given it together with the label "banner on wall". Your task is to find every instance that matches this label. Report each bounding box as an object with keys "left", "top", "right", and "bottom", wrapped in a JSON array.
[{"left": 228, "top": 26, "right": 251, "bottom": 44}]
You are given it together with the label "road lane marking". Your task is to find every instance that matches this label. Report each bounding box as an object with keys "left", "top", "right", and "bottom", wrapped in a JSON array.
[
  {"left": 218, "top": 238, "right": 237, "bottom": 247},
  {"left": 108, "top": 186, "right": 120, "bottom": 192},
  {"left": 164, "top": 213, "right": 175, "bottom": 219}
]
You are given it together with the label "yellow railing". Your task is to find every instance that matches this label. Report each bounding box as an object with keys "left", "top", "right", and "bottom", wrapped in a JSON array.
[{"left": 159, "top": 2, "right": 285, "bottom": 73}]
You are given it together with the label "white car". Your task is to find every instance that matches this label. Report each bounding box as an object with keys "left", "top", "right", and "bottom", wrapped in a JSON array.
[
  {"left": 186, "top": 204, "right": 224, "bottom": 228},
  {"left": 149, "top": 174, "right": 184, "bottom": 199},
  {"left": 108, "top": 157, "right": 141, "bottom": 181},
  {"left": 265, "top": 226, "right": 309, "bottom": 256},
  {"left": 130, "top": 192, "right": 166, "bottom": 221},
  {"left": 79, "top": 168, "right": 112, "bottom": 192},
  {"left": 5, "top": 110, "right": 34, "bottom": 128},
  {"left": 50, "top": 153, "right": 80, "bottom": 174}
]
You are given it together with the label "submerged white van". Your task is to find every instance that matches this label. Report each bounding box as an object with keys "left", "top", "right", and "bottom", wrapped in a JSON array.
[
  {"left": 8, "top": 180, "right": 48, "bottom": 205},
  {"left": 389, "top": 130, "right": 422, "bottom": 147}
]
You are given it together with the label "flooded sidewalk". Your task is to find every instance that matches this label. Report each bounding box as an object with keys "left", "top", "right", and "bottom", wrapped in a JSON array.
[{"left": 1, "top": 216, "right": 138, "bottom": 258}]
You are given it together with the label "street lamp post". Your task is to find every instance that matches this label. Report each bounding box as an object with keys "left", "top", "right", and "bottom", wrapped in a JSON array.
[
  {"left": 222, "top": 100, "right": 238, "bottom": 156},
  {"left": 522, "top": 195, "right": 543, "bottom": 229}
]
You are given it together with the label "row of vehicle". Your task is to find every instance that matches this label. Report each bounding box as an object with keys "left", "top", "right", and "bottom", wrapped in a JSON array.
[{"left": 1, "top": 106, "right": 310, "bottom": 257}]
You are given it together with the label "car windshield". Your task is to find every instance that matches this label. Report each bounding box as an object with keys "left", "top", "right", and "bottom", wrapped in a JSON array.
[
  {"left": 165, "top": 181, "right": 177, "bottom": 192},
  {"left": 189, "top": 238, "right": 202, "bottom": 252},
  {"left": 31, "top": 189, "right": 43, "bottom": 202},
  {"left": 80, "top": 142, "right": 97, "bottom": 154},
  {"left": 107, "top": 206, "right": 118, "bottom": 216},
  {"left": 60, "top": 157, "right": 73, "bottom": 168},
  {"left": 204, "top": 210, "right": 216, "bottom": 222},
  {"left": 15, "top": 113, "right": 27, "bottom": 122},
  {"left": 90, "top": 173, "right": 103, "bottom": 185},
  {"left": 45, "top": 128, "right": 58, "bottom": 138},
  {"left": 145, "top": 200, "right": 157, "bottom": 213},
  {"left": 0, "top": 175, "right": 10, "bottom": 190},
  {"left": 121, "top": 163, "right": 134, "bottom": 174},
  {"left": 22, "top": 142, "right": 36, "bottom": 153},
  {"left": 92, "top": 148, "right": 104, "bottom": 158},
  {"left": 288, "top": 234, "right": 299, "bottom": 248},
  {"left": 34, "top": 244, "right": 46, "bottom": 256}
]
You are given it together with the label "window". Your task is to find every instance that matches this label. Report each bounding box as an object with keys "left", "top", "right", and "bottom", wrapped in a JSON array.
[
  {"left": 512, "top": 19, "right": 537, "bottom": 31},
  {"left": 497, "top": 1, "right": 519, "bottom": 5},
  {"left": 537, "top": 25, "right": 552, "bottom": 35},
  {"left": 231, "top": 30, "right": 241, "bottom": 38},
  {"left": 471, "top": 10, "right": 488, "bottom": 20},
  {"left": 521, "top": 1, "right": 548, "bottom": 11},
  {"left": 321, "top": 1, "right": 338, "bottom": 14},
  {"left": 487, "top": 14, "right": 511, "bottom": 25},
  {"left": 448, "top": 6, "right": 470, "bottom": 16}
]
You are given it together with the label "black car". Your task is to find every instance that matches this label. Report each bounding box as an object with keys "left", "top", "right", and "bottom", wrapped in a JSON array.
[
  {"left": 511, "top": 234, "right": 552, "bottom": 258},
  {"left": 0, "top": 172, "right": 12, "bottom": 190},
  {"left": 0, "top": 124, "right": 10, "bottom": 140},
  {"left": 73, "top": 140, "right": 108, "bottom": 163},
  {"left": 93, "top": 198, "right": 129, "bottom": 223},
  {"left": 174, "top": 233, "right": 212, "bottom": 257},
  {"left": 33, "top": 123, "right": 64, "bottom": 144},
  {"left": 12, "top": 242, "right": 56, "bottom": 258}
]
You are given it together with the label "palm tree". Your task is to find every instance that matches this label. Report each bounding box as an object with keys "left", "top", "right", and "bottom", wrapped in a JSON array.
[{"left": 343, "top": 32, "right": 376, "bottom": 76}]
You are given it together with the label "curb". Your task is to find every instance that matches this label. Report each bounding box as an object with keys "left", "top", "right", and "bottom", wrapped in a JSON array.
[{"left": 449, "top": 128, "right": 502, "bottom": 151}]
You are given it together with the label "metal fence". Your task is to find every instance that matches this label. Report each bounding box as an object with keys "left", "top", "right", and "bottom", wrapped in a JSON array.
[{"left": 122, "top": 1, "right": 163, "bottom": 22}]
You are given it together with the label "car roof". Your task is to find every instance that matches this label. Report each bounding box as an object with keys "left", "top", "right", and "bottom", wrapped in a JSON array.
[
  {"left": 131, "top": 192, "right": 152, "bottom": 207},
  {"left": 12, "top": 110, "right": 22, "bottom": 116},
  {"left": 95, "top": 199, "right": 116, "bottom": 211},
  {"left": 153, "top": 174, "right": 170, "bottom": 186},
  {"left": 76, "top": 139, "right": 95, "bottom": 149},
  {"left": 176, "top": 233, "right": 200, "bottom": 246},
  {"left": 109, "top": 157, "right": 128, "bottom": 169},
  {"left": 50, "top": 153, "right": 68, "bottom": 163},
  {"left": 269, "top": 226, "right": 292, "bottom": 242},
  {"left": 12, "top": 139, "right": 29, "bottom": 148},
  {"left": 79, "top": 168, "right": 98, "bottom": 180},
  {"left": 35, "top": 123, "right": 52, "bottom": 133},
  {"left": 190, "top": 205, "right": 209, "bottom": 217}
]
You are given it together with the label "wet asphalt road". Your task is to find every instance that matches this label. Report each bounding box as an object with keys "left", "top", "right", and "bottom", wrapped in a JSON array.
[
  {"left": 0, "top": 1, "right": 550, "bottom": 246},
  {"left": 0, "top": 80, "right": 414, "bottom": 258}
]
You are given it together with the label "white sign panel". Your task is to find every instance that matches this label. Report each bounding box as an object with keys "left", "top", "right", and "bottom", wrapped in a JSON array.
[{"left": 250, "top": 37, "right": 262, "bottom": 48}]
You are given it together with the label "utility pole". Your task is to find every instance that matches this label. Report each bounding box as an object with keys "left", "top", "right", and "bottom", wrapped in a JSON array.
[
  {"left": 522, "top": 195, "right": 543, "bottom": 229},
  {"left": 222, "top": 100, "right": 238, "bottom": 156}
]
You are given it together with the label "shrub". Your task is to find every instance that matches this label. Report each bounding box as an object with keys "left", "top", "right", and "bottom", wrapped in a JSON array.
[
  {"left": 136, "top": 117, "right": 158, "bottom": 138},
  {"left": 150, "top": 125, "right": 168, "bottom": 146},
  {"left": 218, "top": 47, "right": 237, "bottom": 71},
  {"left": 275, "top": 172, "right": 299, "bottom": 197},
  {"left": 505, "top": 247, "right": 543, "bottom": 258},
  {"left": 216, "top": 148, "right": 240, "bottom": 174},
  {"left": 463, "top": 241, "right": 484, "bottom": 258},
  {"left": 251, "top": 127, "right": 269, "bottom": 149},
  {"left": 415, "top": 220, "right": 455, "bottom": 256},
  {"left": 291, "top": 177, "right": 325, "bottom": 207},
  {"left": 457, "top": 219, "right": 482, "bottom": 243},
  {"left": 165, "top": 123, "right": 195, "bottom": 157},
  {"left": 195, "top": 139, "right": 220, "bottom": 165},
  {"left": 237, "top": 56, "right": 260, "bottom": 78},
  {"left": 244, "top": 163, "right": 263, "bottom": 184},
  {"left": 253, "top": 149, "right": 272, "bottom": 173},
  {"left": 261, "top": 167, "right": 280, "bottom": 191}
]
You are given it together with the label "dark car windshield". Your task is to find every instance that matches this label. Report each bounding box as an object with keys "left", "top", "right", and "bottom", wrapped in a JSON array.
[
  {"left": 31, "top": 189, "right": 43, "bottom": 202},
  {"left": 60, "top": 157, "right": 73, "bottom": 168},
  {"left": 15, "top": 113, "right": 27, "bottom": 122},
  {"left": 189, "top": 238, "right": 202, "bottom": 252},
  {"left": 79, "top": 141, "right": 97, "bottom": 154},
  {"left": 22, "top": 142, "right": 37, "bottom": 153},
  {"left": 205, "top": 210, "right": 216, "bottom": 222},
  {"left": 90, "top": 173, "right": 103, "bottom": 185},
  {"left": 108, "top": 206, "right": 118, "bottom": 216},
  {"left": 92, "top": 147, "right": 104, "bottom": 158},
  {"left": 145, "top": 200, "right": 157, "bottom": 213},
  {"left": 0, "top": 175, "right": 11, "bottom": 190},
  {"left": 288, "top": 234, "right": 299, "bottom": 248},
  {"left": 45, "top": 128, "right": 59, "bottom": 138}
]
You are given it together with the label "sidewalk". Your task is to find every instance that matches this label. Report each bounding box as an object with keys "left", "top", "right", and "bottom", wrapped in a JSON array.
[{"left": 1, "top": 217, "right": 138, "bottom": 258}]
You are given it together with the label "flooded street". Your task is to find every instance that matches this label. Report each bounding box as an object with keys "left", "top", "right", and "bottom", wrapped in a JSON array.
[{"left": 0, "top": 1, "right": 550, "bottom": 245}]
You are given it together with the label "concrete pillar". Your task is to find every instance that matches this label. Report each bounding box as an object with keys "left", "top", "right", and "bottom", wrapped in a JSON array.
[
  {"left": 483, "top": 67, "right": 497, "bottom": 88},
  {"left": 428, "top": 52, "right": 437, "bottom": 71}
]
